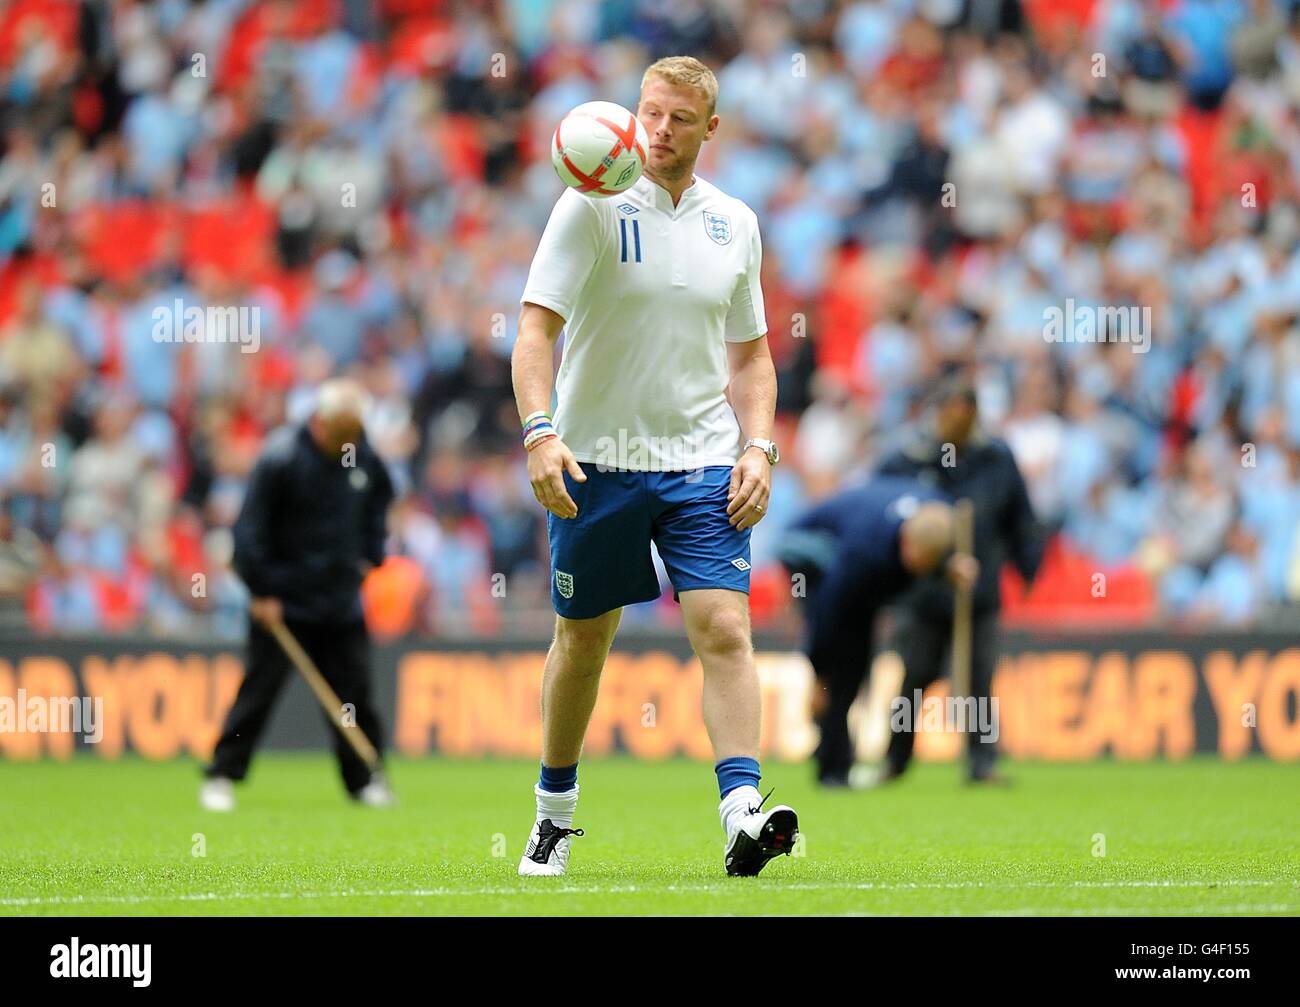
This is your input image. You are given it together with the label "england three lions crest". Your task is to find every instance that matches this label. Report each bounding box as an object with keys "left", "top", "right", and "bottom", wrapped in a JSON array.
[{"left": 703, "top": 211, "right": 732, "bottom": 246}]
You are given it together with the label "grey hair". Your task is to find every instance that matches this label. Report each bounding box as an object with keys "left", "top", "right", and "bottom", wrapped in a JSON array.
[{"left": 314, "top": 378, "right": 370, "bottom": 422}]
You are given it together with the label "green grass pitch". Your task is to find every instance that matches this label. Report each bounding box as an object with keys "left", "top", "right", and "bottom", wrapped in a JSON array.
[{"left": 0, "top": 756, "right": 1296, "bottom": 916}]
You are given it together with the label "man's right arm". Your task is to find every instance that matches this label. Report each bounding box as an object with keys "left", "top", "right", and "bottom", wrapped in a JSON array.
[
  {"left": 805, "top": 542, "right": 874, "bottom": 674},
  {"left": 231, "top": 448, "right": 294, "bottom": 619},
  {"left": 512, "top": 302, "right": 586, "bottom": 518},
  {"left": 513, "top": 189, "right": 602, "bottom": 520}
]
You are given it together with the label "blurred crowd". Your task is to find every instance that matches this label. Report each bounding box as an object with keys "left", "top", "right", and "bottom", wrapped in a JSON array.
[{"left": 3, "top": 0, "right": 1300, "bottom": 638}]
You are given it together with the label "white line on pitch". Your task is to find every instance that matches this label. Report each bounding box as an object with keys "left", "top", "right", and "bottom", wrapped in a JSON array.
[
  {"left": 1, "top": 877, "right": 1295, "bottom": 908},
  {"left": 828, "top": 903, "right": 1298, "bottom": 918}
]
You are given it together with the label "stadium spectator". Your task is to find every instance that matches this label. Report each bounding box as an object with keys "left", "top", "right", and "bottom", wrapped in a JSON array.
[{"left": 1, "top": 0, "right": 1300, "bottom": 639}]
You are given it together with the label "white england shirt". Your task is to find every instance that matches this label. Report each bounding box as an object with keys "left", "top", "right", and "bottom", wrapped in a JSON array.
[{"left": 520, "top": 172, "right": 767, "bottom": 472}]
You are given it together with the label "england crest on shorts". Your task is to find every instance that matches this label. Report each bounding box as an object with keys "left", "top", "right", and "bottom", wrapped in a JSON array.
[
  {"left": 703, "top": 211, "right": 732, "bottom": 246},
  {"left": 555, "top": 569, "right": 574, "bottom": 599}
]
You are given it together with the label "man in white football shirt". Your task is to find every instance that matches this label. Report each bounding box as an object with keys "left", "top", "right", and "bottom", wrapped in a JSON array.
[{"left": 511, "top": 56, "right": 798, "bottom": 877}]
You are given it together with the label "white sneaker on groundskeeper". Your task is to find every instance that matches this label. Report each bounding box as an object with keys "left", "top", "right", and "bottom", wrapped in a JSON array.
[
  {"left": 357, "top": 774, "right": 397, "bottom": 808},
  {"left": 518, "top": 784, "right": 583, "bottom": 877},
  {"left": 199, "top": 777, "right": 235, "bottom": 812}
]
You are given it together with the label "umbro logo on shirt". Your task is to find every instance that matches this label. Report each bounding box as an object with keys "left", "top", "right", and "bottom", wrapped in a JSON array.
[
  {"left": 615, "top": 203, "right": 638, "bottom": 215},
  {"left": 731, "top": 558, "right": 750, "bottom": 571}
]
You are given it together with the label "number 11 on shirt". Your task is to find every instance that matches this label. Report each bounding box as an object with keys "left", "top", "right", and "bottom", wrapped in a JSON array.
[{"left": 619, "top": 217, "right": 642, "bottom": 263}]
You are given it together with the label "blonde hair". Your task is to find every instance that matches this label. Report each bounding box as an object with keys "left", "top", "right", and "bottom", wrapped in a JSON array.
[{"left": 641, "top": 56, "right": 719, "bottom": 117}]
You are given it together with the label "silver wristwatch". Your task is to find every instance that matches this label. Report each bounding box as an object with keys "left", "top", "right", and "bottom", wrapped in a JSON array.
[{"left": 743, "top": 438, "right": 780, "bottom": 466}]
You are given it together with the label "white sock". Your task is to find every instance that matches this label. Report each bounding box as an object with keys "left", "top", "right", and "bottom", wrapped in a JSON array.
[
  {"left": 719, "top": 784, "right": 762, "bottom": 836},
  {"left": 534, "top": 783, "right": 579, "bottom": 829}
]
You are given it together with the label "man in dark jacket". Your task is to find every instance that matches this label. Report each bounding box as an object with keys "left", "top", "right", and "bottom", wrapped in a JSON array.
[
  {"left": 779, "top": 477, "right": 978, "bottom": 787},
  {"left": 876, "top": 374, "right": 1045, "bottom": 783},
  {"left": 201, "top": 379, "right": 396, "bottom": 811}
]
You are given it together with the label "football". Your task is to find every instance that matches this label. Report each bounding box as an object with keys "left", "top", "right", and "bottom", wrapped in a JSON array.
[{"left": 551, "top": 100, "right": 649, "bottom": 198}]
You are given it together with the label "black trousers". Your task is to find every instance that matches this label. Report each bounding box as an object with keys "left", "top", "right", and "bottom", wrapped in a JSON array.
[
  {"left": 206, "top": 618, "right": 385, "bottom": 795},
  {"left": 886, "top": 608, "right": 1000, "bottom": 777},
  {"left": 812, "top": 628, "right": 876, "bottom": 783}
]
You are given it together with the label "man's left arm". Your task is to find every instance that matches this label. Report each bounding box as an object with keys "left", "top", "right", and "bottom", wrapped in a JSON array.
[
  {"left": 1001, "top": 446, "right": 1046, "bottom": 587},
  {"left": 725, "top": 334, "right": 776, "bottom": 530},
  {"left": 360, "top": 455, "right": 396, "bottom": 576},
  {"left": 724, "top": 211, "right": 774, "bottom": 531}
]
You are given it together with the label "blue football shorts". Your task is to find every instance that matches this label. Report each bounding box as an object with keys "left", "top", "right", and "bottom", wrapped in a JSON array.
[{"left": 546, "top": 466, "right": 752, "bottom": 619}]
